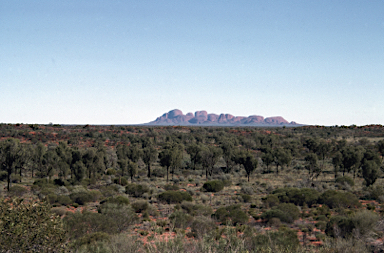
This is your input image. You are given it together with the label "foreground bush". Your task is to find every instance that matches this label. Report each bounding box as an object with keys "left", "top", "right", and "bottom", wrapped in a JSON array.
[
  {"left": 158, "top": 191, "right": 192, "bottom": 204},
  {"left": 0, "top": 198, "right": 67, "bottom": 252},
  {"left": 272, "top": 187, "right": 320, "bottom": 206}
]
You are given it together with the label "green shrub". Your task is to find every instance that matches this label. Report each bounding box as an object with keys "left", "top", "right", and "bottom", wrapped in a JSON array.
[
  {"left": 169, "top": 211, "right": 193, "bottom": 229},
  {"left": 53, "top": 178, "right": 67, "bottom": 186},
  {"left": 319, "top": 190, "right": 361, "bottom": 209},
  {"left": 77, "top": 232, "right": 110, "bottom": 247},
  {"left": 213, "top": 204, "right": 248, "bottom": 225},
  {"left": 164, "top": 184, "right": 179, "bottom": 191},
  {"left": 202, "top": 180, "right": 224, "bottom": 192},
  {"left": 364, "top": 185, "right": 384, "bottom": 201},
  {"left": 131, "top": 200, "right": 149, "bottom": 213},
  {"left": 325, "top": 215, "right": 355, "bottom": 238},
  {"left": 125, "top": 183, "right": 150, "bottom": 197},
  {"left": 335, "top": 176, "right": 354, "bottom": 186},
  {"left": 158, "top": 191, "right": 192, "bottom": 204},
  {"left": 315, "top": 221, "right": 327, "bottom": 231}
]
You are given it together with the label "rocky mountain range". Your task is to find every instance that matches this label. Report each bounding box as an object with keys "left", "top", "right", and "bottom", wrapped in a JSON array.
[{"left": 146, "top": 109, "right": 300, "bottom": 126}]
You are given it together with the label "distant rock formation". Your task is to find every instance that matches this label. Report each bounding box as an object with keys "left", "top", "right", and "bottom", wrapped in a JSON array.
[{"left": 146, "top": 109, "right": 300, "bottom": 126}]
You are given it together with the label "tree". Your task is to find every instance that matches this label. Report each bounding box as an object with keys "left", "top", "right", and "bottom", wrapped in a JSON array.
[
  {"left": 142, "top": 145, "right": 158, "bottom": 178},
  {"left": 305, "top": 153, "right": 321, "bottom": 181},
  {"left": 361, "top": 160, "right": 379, "bottom": 186},
  {"left": 199, "top": 146, "right": 222, "bottom": 181},
  {"left": 332, "top": 151, "right": 342, "bottom": 178},
  {"left": 234, "top": 151, "right": 258, "bottom": 182},
  {"left": 273, "top": 148, "right": 292, "bottom": 174},
  {"left": 220, "top": 140, "right": 235, "bottom": 173},
  {"left": 160, "top": 143, "right": 183, "bottom": 182},
  {"left": 186, "top": 143, "right": 202, "bottom": 170},
  {"left": 261, "top": 149, "right": 274, "bottom": 173},
  {"left": 0, "top": 139, "right": 24, "bottom": 191},
  {"left": 127, "top": 160, "right": 137, "bottom": 182},
  {"left": 41, "top": 148, "right": 59, "bottom": 180}
]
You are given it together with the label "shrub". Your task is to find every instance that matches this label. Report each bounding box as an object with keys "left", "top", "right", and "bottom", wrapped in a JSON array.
[
  {"left": 125, "top": 183, "right": 150, "bottom": 197},
  {"left": 241, "top": 194, "right": 251, "bottom": 203},
  {"left": 249, "top": 227, "right": 300, "bottom": 252},
  {"left": 100, "top": 195, "right": 130, "bottom": 206},
  {"left": 53, "top": 178, "right": 67, "bottom": 186},
  {"left": 158, "top": 191, "right": 192, "bottom": 204},
  {"left": 164, "top": 184, "right": 179, "bottom": 191},
  {"left": 169, "top": 211, "right": 193, "bottom": 229},
  {"left": 325, "top": 215, "right": 355, "bottom": 238},
  {"left": 152, "top": 167, "right": 166, "bottom": 177},
  {"left": 213, "top": 204, "right": 248, "bottom": 225},
  {"left": 70, "top": 191, "right": 94, "bottom": 205},
  {"left": 262, "top": 194, "right": 279, "bottom": 208},
  {"left": 272, "top": 187, "right": 320, "bottom": 206},
  {"left": 319, "top": 190, "right": 361, "bottom": 209},
  {"left": 51, "top": 207, "right": 67, "bottom": 217},
  {"left": 261, "top": 203, "right": 300, "bottom": 224},
  {"left": 0, "top": 171, "right": 7, "bottom": 181},
  {"left": 8, "top": 185, "right": 28, "bottom": 197},
  {"left": 335, "top": 176, "right": 354, "bottom": 187},
  {"left": 77, "top": 232, "right": 110, "bottom": 247},
  {"left": 181, "top": 202, "right": 212, "bottom": 216},
  {"left": 131, "top": 200, "right": 149, "bottom": 213},
  {"left": 106, "top": 168, "right": 116, "bottom": 175},
  {"left": 113, "top": 177, "right": 128, "bottom": 186},
  {"left": 202, "top": 180, "right": 224, "bottom": 192},
  {"left": 191, "top": 216, "right": 217, "bottom": 238}
]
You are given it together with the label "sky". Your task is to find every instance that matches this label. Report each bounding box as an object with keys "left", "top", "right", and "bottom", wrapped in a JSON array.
[{"left": 1, "top": 1, "right": 384, "bottom": 126}]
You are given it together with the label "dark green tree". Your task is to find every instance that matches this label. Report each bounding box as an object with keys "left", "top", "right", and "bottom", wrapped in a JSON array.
[{"left": 142, "top": 145, "right": 158, "bottom": 178}]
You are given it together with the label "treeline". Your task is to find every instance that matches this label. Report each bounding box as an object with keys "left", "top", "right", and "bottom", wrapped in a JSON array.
[{"left": 1, "top": 124, "right": 384, "bottom": 191}]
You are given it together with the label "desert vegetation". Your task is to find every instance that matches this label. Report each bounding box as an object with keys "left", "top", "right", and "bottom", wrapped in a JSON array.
[{"left": 1, "top": 123, "right": 384, "bottom": 252}]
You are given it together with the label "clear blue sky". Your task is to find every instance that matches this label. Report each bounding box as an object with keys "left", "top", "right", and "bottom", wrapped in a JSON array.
[{"left": 1, "top": 1, "right": 383, "bottom": 125}]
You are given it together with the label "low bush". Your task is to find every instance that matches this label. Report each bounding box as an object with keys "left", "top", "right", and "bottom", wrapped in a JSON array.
[
  {"left": 158, "top": 191, "right": 192, "bottom": 204},
  {"left": 202, "top": 180, "right": 224, "bottom": 192},
  {"left": 246, "top": 227, "right": 300, "bottom": 252},
  {"left": 262, "top": 194, "right": 279, "bottom": 208},
  {"left": 0, "top": 171, "right": 7, "bottom": 181},
  {"left": 213, "top": 204, "right": 248, "bottom": 225},
  {"left": 125, "top": 183, "right": 150, "bottom": 197},
  {"left": 181, "top": 201, "right": 212, "bottom": 216}
]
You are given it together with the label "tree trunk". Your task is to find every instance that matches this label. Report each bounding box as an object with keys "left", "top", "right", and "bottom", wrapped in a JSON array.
[
  {"left": 147, "top": 164, "right": 151, "bottom": 178},
  {"left": 166, "top": 166, "right": 169, "bottom": 182}
]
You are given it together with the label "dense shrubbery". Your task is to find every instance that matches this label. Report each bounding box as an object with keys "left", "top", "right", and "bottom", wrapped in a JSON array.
[
  {"left": 202, "top": 180, "right": 224, "bottom": 192},
  {"left": 164, "top": 184, "right": 179, "bottom": 191},
  {"left": 100, "top": 195, "right": 130, "bottom": 206},
  {"left": 158, "top": 190, "right": 192, "bottom": 204},
  {"left": 169, "top": 210, "right": 193, "bottom": 229}
]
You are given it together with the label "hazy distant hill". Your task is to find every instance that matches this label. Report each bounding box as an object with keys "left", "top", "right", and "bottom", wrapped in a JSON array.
[{"left": 146, "top": 109, "right": 301, "bottom": 126}]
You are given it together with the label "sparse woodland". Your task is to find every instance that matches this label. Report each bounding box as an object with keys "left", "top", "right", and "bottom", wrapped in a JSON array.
[{"left": 1, "top": 123, "right": 384, "bottom": 252}]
